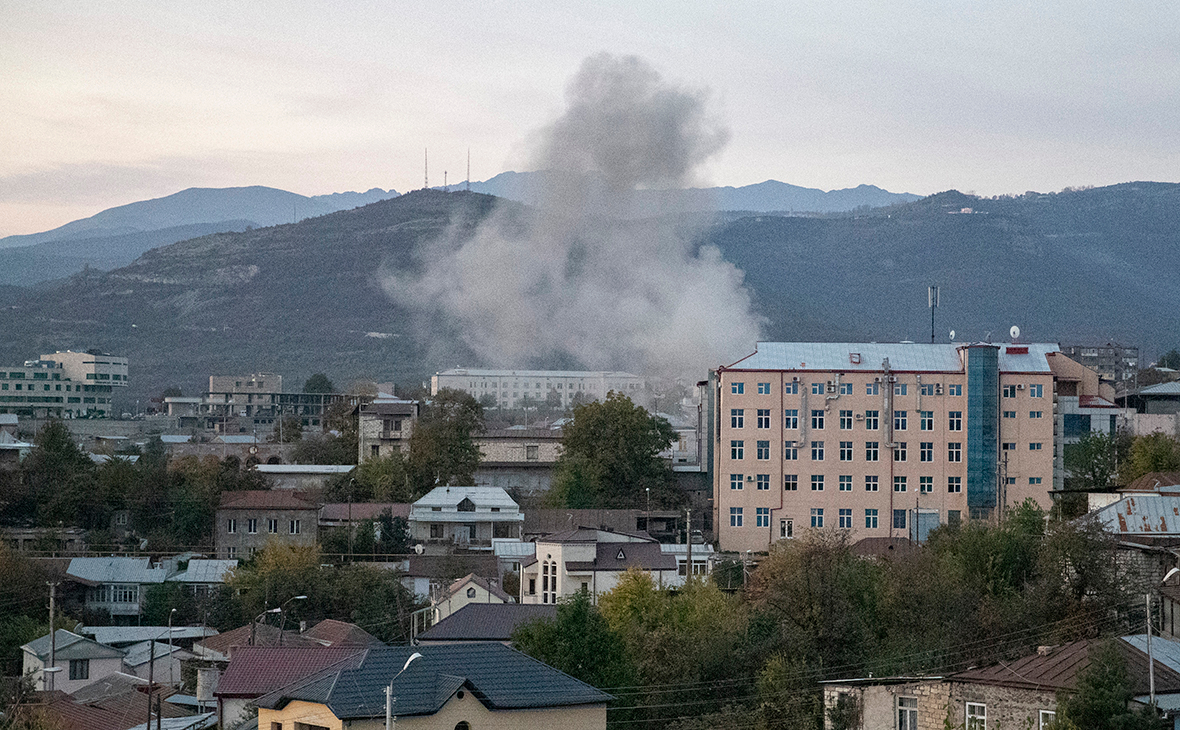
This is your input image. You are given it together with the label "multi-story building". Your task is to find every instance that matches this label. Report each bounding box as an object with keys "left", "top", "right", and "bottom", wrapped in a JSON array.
[
  {"left": 209, "top": 372, "right": 282, "bottom": 394},
  {"left": 408, "top": 486, "right": 524, "bottom": 549},
  {"left": 711, "top": 342, "right": 1066, "bottom": 553},
  {"left": 215, "top": 491, "right": 319, "bottom": 559},
  {"left": 431, "top": 368, "right": 647, "bottom": 410},
  {"left": 1060, "top": 343, "right": 1139, "bottom": 384},
  {"left": 518, "top": 527, "right": 681, "bottom": 605},
  {"left": 0, "top": 351, "right": 128, "bottom": 419},
  {"left": 473, "top": 428, "right": 564, "bottom": 494},
  {"left": 166, "top": 389, "right": 365, "bottom": 434},
  {"left": 357, "top": 394, "right": 419, "bottom": 460}
]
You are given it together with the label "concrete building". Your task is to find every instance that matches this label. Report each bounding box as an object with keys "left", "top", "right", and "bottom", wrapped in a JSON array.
[
  {"left": 215, "top": 491, "right": 319, "bottom": 559},
  {"left": 21, "top": 629, "right": 127, "bottom": 694},
  {"left": 1060, "top": 343, "right": 1139, "bottom": 384},
  {"left": 408, "top": 486, "right": 524, "bottom": 549},
  {"left": 208, "top": 372, "right": 282, "bottom": 394},
  {"left": 432, "top": 368, "right": 647, "bottom": 410},
  {"left": 1047, "top": 350, "right": 1130, "bottom": 445},
  {"left": 0, "top": 351, "right": 127, "bottom": 419},
  {"left": 357, "top": 394, "right": 418, "bottom": 460},
  {"left": 254, "top": 464, "right": 354, "bottom": 490},
  {"left": 473, "top": 428, "right": 564, "bottom": 494},
  {"left": 519, "top": 528, "right": 681, "bottom": 605},
  {"left": 712, "top": 342, "right": 1065, "bottom": 554}
]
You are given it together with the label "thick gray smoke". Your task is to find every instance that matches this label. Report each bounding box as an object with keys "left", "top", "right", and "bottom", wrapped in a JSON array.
[{"left": 386, "top": 53, "right": 762, "bottom": 379}]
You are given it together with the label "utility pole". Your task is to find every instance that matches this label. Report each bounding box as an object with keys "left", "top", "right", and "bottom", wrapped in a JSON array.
[
  {"left": 928, "top": 285, "right": 939, "bottom": 344},
  {"left": 47, "top": 582, "right": 58, "bottom": 691},
  {"left": 146, "top": 641, "right": 154, "bottom": 730},
  {"left": 685, "top": 508, "right": 692, "bottom": 583}
]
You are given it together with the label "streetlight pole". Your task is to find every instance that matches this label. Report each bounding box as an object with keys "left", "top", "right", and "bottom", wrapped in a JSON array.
[
  {"left": 146, "top": 626, "right": 180, "bottom": 729},
  {"left": 250, "top": 607, "right": 281, "bottom": 646},
  {"left": 167, "top": 608, "right": 177, "bottom": 688},
  {"left": 277, "top": 595, "right": 308, "bottom": 646},
  {"left": 386, "top": 652, "right": 423, "bottom": 730}
]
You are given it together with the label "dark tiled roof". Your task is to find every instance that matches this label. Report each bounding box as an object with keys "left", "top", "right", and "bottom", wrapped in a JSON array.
[
  {"left": 302, "top": 619, "right": 383, "bottom": 647},
  {"left": 194, "top": 623, "right": 318, "bottom": 658},
  {"left": 404, "top": 554, "right": 498, "bottom": 579},
  {"left": 17, "top": 692, "right": 125, "bottom": 730},
  {"left": 851, "top": 537, "right": 918, "bottom": 558},
  {"left": 1124, "top": 472, "right": 1180, "bottom": 493},
  {"left": 566, "top": 542, "right": 676, "bottom": 573},
  {"left": 418, "top": 604, "right": 558, "bottom": 642},
  {"left": 319, "top": 503, "right": 410, "bottom": 522},
  {"left": 524, "top": 510, "right": 641, "bottom": 536},
  {"left": 256, "top": 643, "right": 612, "bottom": 719},
  {"left": 218, "top": 490, "right": 317, "bottom": 510},
  {"left": 215, "top": 646, "right": 366, "bottom": 697}
]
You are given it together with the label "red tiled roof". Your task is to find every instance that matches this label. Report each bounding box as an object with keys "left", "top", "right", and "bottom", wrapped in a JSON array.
[
  {"left": 194, "top": 623, "right": 318, "bottom": 658},
  {"left": 219, "top": 490, "right": 318, "bottom": 510},
  {"left": 1079, "top": 395, "right": 1117, "bottom": 408},
  {"left": 952, "top": 638, "right": 1180, "bottom": 694},
  {"left": 215, "top": 646, "right": 366, "bottom": 697},
  {"left": 319, "top": 503, "right": 410, "bottom": 522},
  {"left": 302, "top": 619, "right": 382, "bottom": 647},
  {"left": 1123, "top": 472, "right": 1180, "bottom": 493}
]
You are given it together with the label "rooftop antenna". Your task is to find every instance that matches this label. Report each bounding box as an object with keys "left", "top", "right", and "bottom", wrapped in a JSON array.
[
  {"left": 1010, "top": 325, "right": 1021, "bottom": 342},
  {"left": 928, "top": 285, "right": 940, "bottom": 344},
  {"left": 444, "top": 170, "right": 448, "bottom": 192},
  {"left": 949, "top": 329, "right": 956, "bottom": 342},
  {"left": 466, "top": 149, "right": 470, "bottom": 191},
  {"left": 424, "top": 148, "right": 429, "bottom": 190}
]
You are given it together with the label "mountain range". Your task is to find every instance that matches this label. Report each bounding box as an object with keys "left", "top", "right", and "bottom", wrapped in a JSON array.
[
  {"left": 0, "top": 175, "right": 918, "bottom": 286},
  {"left": 0, "top": 181, "right": 1176, "bottom": 405}
]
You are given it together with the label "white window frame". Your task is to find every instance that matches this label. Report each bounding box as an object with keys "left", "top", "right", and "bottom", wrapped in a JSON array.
[{"left": 966, "top": 702, "right": 986, "bottom": 729}]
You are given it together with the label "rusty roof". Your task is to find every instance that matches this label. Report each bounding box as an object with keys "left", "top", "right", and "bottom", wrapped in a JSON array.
[
  {"left": 1094, "top": 495, "right": 1180, "bottom": 536},
  {"left": 218, "top": 490, "right": 317, "bottom": 510},
  {"left": 301, "top": 619, "right": 382, "bottom": 647}
]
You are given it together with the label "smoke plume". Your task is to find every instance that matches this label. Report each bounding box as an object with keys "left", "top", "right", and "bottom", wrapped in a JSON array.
[{"left": 386, "top": 53, "right": 762, "bottom": 379}]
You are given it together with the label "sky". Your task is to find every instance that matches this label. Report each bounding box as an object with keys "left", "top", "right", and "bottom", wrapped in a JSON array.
[{"left": 2, "top": 1, "right": 1179, "bottom": 238}]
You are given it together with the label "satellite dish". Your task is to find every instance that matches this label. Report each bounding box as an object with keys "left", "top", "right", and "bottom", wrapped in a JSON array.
[
  {"left": 414, "top": 544, "right": 425, "bottom": 555},
  {"left": 949, "top": 330, "right": 956, "bottom": 341},
  {"left": 1010, "top": 325, "right": 1020, "bottom": 340}
]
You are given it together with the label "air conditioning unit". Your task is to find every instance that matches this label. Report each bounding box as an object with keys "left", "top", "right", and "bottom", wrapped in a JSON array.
[
  {"left": 746, "top": 475, "right": 754, "bottom": 481},
  {"left": 874, "top": 377, "right": 882, "bottom": 383},
  {"left": 1017, "top": 384, "right": 1026, "bottom": 390},
  {"left": 855, "top": 414, "right": 865, "bottom": 420},
  {"left": 792, "top": 376, "right": 800, "bottom": 382},
  {"left": 935, "top": 385, "right": 944, "bottom": 395},
  {"left": 888, "top": 376, "right": 898, "bottom": 383}
]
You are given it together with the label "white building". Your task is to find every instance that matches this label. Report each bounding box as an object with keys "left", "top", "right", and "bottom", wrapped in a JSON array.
[
  {"left": 431, "top": 368, "right": 647, "bottom": 410},
  {"left": 21, "top": 629, "right": 126, "bottom": 693},
  {"left": 408, "top": 486, "right": 524, "bottom": 548},
  {"left": 519, "top": 528, "right": 681, "bottom": 605}
]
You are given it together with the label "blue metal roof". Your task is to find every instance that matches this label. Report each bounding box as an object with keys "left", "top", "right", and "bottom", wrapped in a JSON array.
[
  {"left": 1093, "top": 495, "right": 1180, "bottom": 536},
  {"left": 727, "top": 342, "right": 1060, "bottom": 373}
]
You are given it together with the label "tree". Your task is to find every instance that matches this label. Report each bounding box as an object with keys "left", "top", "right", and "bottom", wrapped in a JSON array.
[
  {"left": 159, "top": 386, "right": 184, "bottom": 398},
  {"left": 547, "top": 392, "right": 678, "bottom": 509},
  {"left": 1063, "top": 432, "right": 1125, "bottom": 492},
  {"left": 407, "top": 388, "right": 484, "bottom": 492},
  {"left": 513, "top": 590, "right": 636, "bottom": 694},
  {"left": 1158, "top": 349, "right": 1180, "bottom": 370},
  {"left": 20, "top": 421, "right": 97, "bottom": 528},
  {"left": 276, "top": 415, "right": 303, "bottom": 443},
  {"left": 1123, "top": 433, "right": 1180, "bottom": 482},
  {"left": 1050, "top": 640, "right": 1157, "bottom": 730},
  {"left": 303, "top": 373, "right": 336, "bottom": 393}
]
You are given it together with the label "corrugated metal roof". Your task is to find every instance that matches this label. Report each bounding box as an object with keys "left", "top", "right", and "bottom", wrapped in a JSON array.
[
  {"left": 727, "top": 342, "right": 1060, "bottom": 373},
  {"left": 125, "top": 712, "right": 216, "bottom": 730},
  {"left": 492, "top": 540, "right": 537, "bottom": 558},
  {"left": 255, "top": 465, "right": 355, "bottom": 474},
  {"left": 436, "top": 368, "right": 639, "bottom": 378},
  {"left": 166, "top": 559, "right": 237, "bottom": 584},
  {"left": 412, "top": 486, "right": 520, "bottom": 510},
  {"left": 84, "top": 626, "right": 219, "bottom": 645},
  {"left": 21, "top": 630, "right": 125, "bottom": 661},
  {"left": 1141, "top": 382, "right": 1180, "bottom": 395},
  {"left": 158, "top": 435, "right": 192, "bottom": 444},
  {"left": 67, "top": 557, "right": 168, "bottom": 585},
  {"left": 1092, "top": 495, "right": 1180, "bottom": 536},
  {"left": 122, "top": 640, "right": 191, "bottom": 667}
]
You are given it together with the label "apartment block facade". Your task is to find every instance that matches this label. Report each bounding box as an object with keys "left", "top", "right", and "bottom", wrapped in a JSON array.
[
  {"left": 432, "top": 368, "right": 647, "bottom": 410},
  {"left": 0, "top": 351, "right": 128, "bottom": 419},
  {"left": 712, "top": 342, "right": 1062, "bottom": 553}
]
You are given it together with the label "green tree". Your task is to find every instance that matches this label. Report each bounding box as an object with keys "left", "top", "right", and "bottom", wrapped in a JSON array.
[
  {"left": 303, "top": 373, "right": 336, "bottom": 393},
  {"left": 1158, "top": 349, "right": 1180, "bottom": 370},
  {"left": 547, "top": 392, "right": 678, "bottom": 509},
  {"left": 1063, "top": 432, "right": 1125, "bottom": 492},
  {"left": 290, "top": 433, "right": 352, "bottom": 465},
  {"left": 276, "top": 415, "right": 303, "bottom": 443},
  {"left": 20, "top": 421, "right": 96, "bottom": 527},
  {"left": 1051, "top": 641, "right": 1157, "bottom": 730},
  {"left": 407, "top": 388, "right": 484, "bottom": 491},
  {"left": 1123, "top": 433, "right": 1180, "bottom": 482}
]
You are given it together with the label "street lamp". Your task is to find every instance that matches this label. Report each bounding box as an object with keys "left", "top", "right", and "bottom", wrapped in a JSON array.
[
  {"left": 386, "top": 652, "right": 423, "bottom": 730},
  {"left": 1149, "top": 567, "right": 1180, "bottom": 706},
  {"left": 278, "top": 595, "right": 308, "bottom": 646},
  {"left": 168, "top": 608, "right": 177, "bottom": 688},
  {"left": 147, "top": 626, "right": 182, "bottom": 729},
  {"left": 249, "top": 607, "right": 281, "bottom": 646}
]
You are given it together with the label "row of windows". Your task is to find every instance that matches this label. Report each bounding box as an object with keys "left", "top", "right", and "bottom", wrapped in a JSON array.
[
  {"left": 730, "top": 409, "right": 964, "bottom": 431},
  {"left": 226, "top": 518, "right": 301, "bottom": 534},
  {"left": 0, "top": 382, "right": 96, "bottom": 392},
  {"left": 732, "top": 473, "right": 1043, "bottom": 491},
  {"left": 730, "top": 506, "right": 946, "bottom": 530},
  {"left": 732, "top": 381, "right": 968, "bottom": 396},
  {"left": 731, "top": 439, "right": 965, "bottom": 462}
]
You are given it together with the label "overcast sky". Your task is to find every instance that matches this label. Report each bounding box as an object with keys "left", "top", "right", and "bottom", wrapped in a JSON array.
[{"left": 2, "top": 1, "right": 1178, "bottom": 237}]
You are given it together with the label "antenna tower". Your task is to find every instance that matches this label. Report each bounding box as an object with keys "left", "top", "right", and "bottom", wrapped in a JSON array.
[{"left": 928, "top": 285, "right": 940, "bottom": 344}]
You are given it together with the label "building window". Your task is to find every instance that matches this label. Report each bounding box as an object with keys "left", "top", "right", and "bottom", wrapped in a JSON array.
[
  {"left": 894, "top": 383, "right": 908, "bottom": 396},
  {"left": 784, "top": 381, "right": 798, "bottom": 394},
  {"left": 865, "top": 410, "right": 879, "bottom": 430},
  {"left": 784, "top": 444, "right": 798, "bottom": 460},
  {"left": 865, "top": 475, "right": 879, "bottom": 492},
  {"left": 840, "top": 441, "right": 853, "bottom": 461},
  {"left": 268, "top": 519, "right": 278, "bottom": 534},
  {"left": 894, "top": 476, "right": 907, "bottom": 492},
  {"left": 920, "top": 476, "right": 933, "bottom": 494},
  {"left": 1030, "top": 410, "right": 1043, "bottom": 418},
  {"left": 780, "top": 519, "right": 794, "bottom": 539},
  {"left": 894, "top": 411, "right": 907, "bottom": 430},
  {"left": 1003, "top": 410, "right": 1016, "bottom": 419},
  {"left": 730, "top": 474, "right": 744, "bottom": 490},
  {"left": 1029, "top": 477, "right": 1043, "bottom": 485},
  {"left": 113, "top": 584, "right": 138, "bottom": 603},
  {"left": 731, "top": 409, "right": 744, "bottom": 428},
  {"left": 784, "top": 409, "right": 798, "bottom": 429},
  {"left": 431, "top": 524, "right": 444, "bottom": 539},
  {"left": 756, "top": 474, "right": 770, "bottom": 490},
  {"left": 838, "top": 509, "right": 852, "bottom": 528},
  {"left": 227, "top": 547, "right": 237, "bottom": 558},
  {"left": 731, "top": 382, "right": 744, "bottom": 394},
  {"left": 784, "top": 474, "right": 798, "bottom": 491},
  {"left": 811, "top": 410, "right": 825, "bottom": 429},
  {"left": 920, "top": 383, "right": 935, "bottom": 396},
  {"left": 1003, "top": 442, "right": 1016, "bottom": 451},
  {"left": 948, "top": 476, "right": 962, "bottom": 493},
  {"left": 839, "top": 475, "right": 853, "bottom": 491},
  {"left": 811, "top": 382, "right": 824, "bottom": 395},
  {"left": 757, "top": 440, "right": 770, "bottom": 460},
  {"left": 1007, "top": 477, "right": 1017, "bottom": 485},
  {"left": 526, "top": 445, "right": 539, "bottom": 460},
  {"left": 948, "top": 442, "right": 962, "bottom": 462},
  {"left": 1030, "top": 384, "right": 1043, "bottom": 398},
  {"left": 811, "top": 441, "right": 824, "bottom": 461},
  {"left": 757, "top": 382, "right": 771, "bottom": 395},
  {"left": 865, "top": 441, "right": 879, "bottom": 462},
  {"left": 1003, "top": 384, "right": 1017, "bottom": 398},
  {"left": 1030, "top": 442, "right": 1042, "bottom": 451},
  {"left": 865, "top": 509, "right": 879, "bottom": 529},
  {"left": 839, "top": 410, "right": 853, "bottom": 429},
  {"left": 894, "top": 442, "right": 907, "bottom": 461},
  {"left": 756, "top": 508, "right": 770, "bottom": 527},
  {"left": 731, "top": 440, "right": 744, "bottom": 459},
  {"left": 227, "top": 519, "right": 236, "bottom": 534},
  {"left": 248, "top": 518, "right": 258, "bottom": 534},
  {"left": 920, "top": 442, "right": 933, "bottom": 462},
  {"left": 893, "top": 509, "right": 907, "bottom": 529},
  {"left": 289, "top": 519, "right": 300, "bottom": 535},
  {"left": 1038, "top": 710, "right": 1055, "bottom": 729},
  {"left": 757, "top": 409, "right": 771, "bottom": 428},
  {"left": 866, "top": 382, "right": 879, "bottom": 395},
  {"left": 920, "top": 410, "right": 933, "bottom": 430},
  {"left": 898, "top": 696, "right": 918, "bottom": 730},
  {"left": 730, "top": 508, "right": 743, "bottom": 527},
  {"left": 948, "top": 383, "right": 962, "bottom": 396},
  {"left": 69, "top": 659, "right": 89, "bottom": 681},
  {"left": 811, "top": 508, "right": 823, "bottom": 528},
  {"left": 811, "top": 475, "right": 825, "bottom": 491},
  {"left": 948, "top": 411, "right": 962, "bottom": 431},
  {"left": 966, "top": 702, "right": 986, "bottom": 729},
  {"left": 839, "top": 382, "right": 853, "bottom": 395}
]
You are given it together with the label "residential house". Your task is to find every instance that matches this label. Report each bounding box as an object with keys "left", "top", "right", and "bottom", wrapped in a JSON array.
[
  {"left": 821, "top": 635, "right": 1180, "bottom": 730},
  {"left": 67, "top": 557, "right": 169, "bottom": 621},
  {"left": 214, "top": 645, "right": 366, "bottom": 730},
  {"left": 163, "top": 558, "right": 237, "bottom": 600},
  {"left": 417, "top": 603, "right": 558, "bottom": 645},
  {"left": 190, "top": 623, "right": 320, "bottom": 664},
  {"left": 357, "top": 394, "right": 419, "bottom": 461},
  {"left": 473, "top": 428, "right": 563, "bottom": 494},
  {"left": 0, "top": 429, "right": 33, "bottom": 469},
  {"left": 21, "top": 630, "right": 126, "bottom": 693},
  {"left": 712, "top": 341, "right": 1086, "bottom": 553},
  {"left": 120, "top": 640, "right": 194, "bottom": 685},
  {"left": 433, "top": 572, "right": 512, "bottom": 622},
  {"left": 215, "top": 490, "right": 319, "bottom": 559},
  {"left": 82, "top": 626, "right": 219, "bottom": 650},
  {"left": 71, "top": 671, "right": 192, "bottom": 727},
  {"left": 519, "top": 527, "right": 680, "bottom": 605},
  {"left": 301, "top": 619, "right": 383, "bottom": 648},
  {"left": 255, "top": 643, "right": 612, "bottom": 730},
  {"left": 408, "top": 486, "right": 524, "bottom": 549}
]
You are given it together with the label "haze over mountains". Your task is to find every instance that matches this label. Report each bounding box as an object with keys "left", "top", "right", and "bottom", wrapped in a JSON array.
[
  {"left": 0, "top": 182, "right": 1176, "bottom": 404},
  {"left": 0, "top": 174, "right": 918, "bottom": 287}
]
